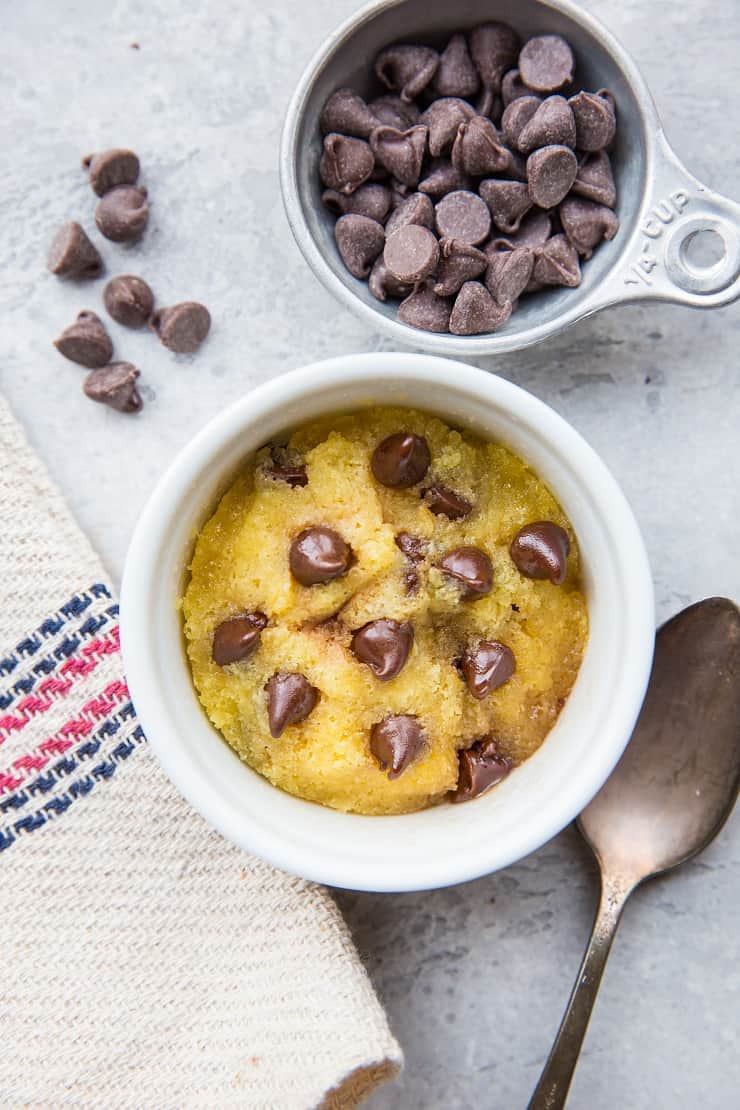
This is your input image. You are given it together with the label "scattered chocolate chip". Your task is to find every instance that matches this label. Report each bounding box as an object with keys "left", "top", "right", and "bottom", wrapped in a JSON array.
[
  {"left": 150, "top": 301, "right": 211, "bottom": 352},
  {"left": 420, "top": 97, "right": 476, "bottom": 157},
  {"left": 517, "top": 95, "right": 576, "bottom": 153},
  {"left": 82, "top": 148, "right": 140, "bottom": 196},
  {"left": 572, "top": 150, "right": 617, "bottom": 208},
  {"left": 289, "top": 526, "right": 353, "bottom": 586},
  {"left": 384, "top": 224, "right": 439, "bottom": 283},
  {"left": 385, "top": 191, "right": 434, "bottom": 235},
  {"left": 368, "top": 94, "right": 420, "bottom": 130},
  {"left": 368, "top": 255, "right": 413, "bottom": 302},
  {"left": 54, "top": 311, "right": 113, "bottom": 368},
  {"left": 371, "top": 431, "right": 430, "bottom": 488},
  {"left": 434, "top": 33, "right": 479, "bottom": 98},
  {"left": 526, "top": 144, "right": 578, "bottom": 208},
  {"left": 438, "top": 546, "right": 493, "bottom": 598},
  {"left": 322, "top": 183, "right": 393, "bottom": 222},
  {"left": 374, "top": 44, "right": 439, "bottom": 103},
  {"left": 395, "top": 532, "right": 426, "bottom": 560},
  {"left": 264, "top": 445, "right": 308, "bottom": 487},
  {"left": 320, "top": 88, "right": 380, "bottom": 138},
  {"left": 501, "top": 95, "right": 541, "bottom": 149},
  {"left": 450, "top": 281, "right": 512, "bottom": 336},
  {"left": 518, "top": 35, "right": 574, "bottom": 93},
  {"left": 560, "top": 196, "right": 619, "bottom": 258},
  {"left": 423, "top": 483, "right": 472, "bottom": 519},
  {"left": 47, "top": 222, "right": 103, "bottom": 279},
  {"left": 95, "top": 184, "right": 149, "bottom": 242},
  {"left": 485, "top": 241, "right": 534, "bottom": 305},
  {"left": 335, "top": 213, "right": 385, "bottom": 278},
  {"left": 462, "top": 641, "right": 516, "bottom": 699},
  {"left": 451, "top": 116, "right": 511, "bottom": 177},
  {"left": 501, "top": 68, "right": 533, "bottom": 105},
  {"left": 469, "top": 23, "right": 520, "bottom": 115},
  {"left": 433, "top": 238, "right": 488, "bottom": 296},
  {"left": 370, "top": 125, "right": 428, "bottom": 188},
  {"left": 320, "top": 133, "right": 374, "bottom": 195},
  {"left": 370, "top": 714, "right": 426, "bottom": 778},
  {"left": 103, "top": 274, "right": 154, "bottom": 328},
  {"left": 265, "top": 672, "right": 319, "bottom": 738},
  {"left": 532, "top": 233, "right": 582, "bottom": 287},
  {"left": 398, "top": 285, "right": 453, "bottom": 332},
  {"left": 504, "top": 207, "right": 552, "bottom": 247},
  {"left": 351, "top": 618, "right": 414, "bottom": 681},
  {"left": 83, "top": 361, "right": 143, "bottom": 413},
  {"left": 510, "top": 520, "right": 571, "bottom": 584},
  {"left": 435, "top": 190, "right": 491, "bottom": 245},
  {"left": 418, "top": 160, "right": 471, "bottom": 198},
  {"left": 212, "top": 611, "right": 268, "bottom": 666},
  {"left": 451, "top": 736, "right": 513, "bottom": 801},
  {"left": 479, "top": 179, "right": 532, "bottom": 234},
  {"left": 569, "top": 91, "right": 616, "bottom": 152}
]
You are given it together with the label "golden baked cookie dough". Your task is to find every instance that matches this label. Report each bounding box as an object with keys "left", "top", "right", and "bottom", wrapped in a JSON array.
[{"left": 182, "top": 407, "right": 588, "bottom": 815}]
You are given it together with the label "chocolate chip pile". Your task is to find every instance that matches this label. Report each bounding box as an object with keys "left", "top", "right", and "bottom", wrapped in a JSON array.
[
  {"left": 47, "top": 148, "right": 211, "bottom": 413},
  {"left": 318, "top": 25, "right": 619, "bottom": 335},
  {"left": 209, "top": 428, "right": 572, "bottom": 803}
]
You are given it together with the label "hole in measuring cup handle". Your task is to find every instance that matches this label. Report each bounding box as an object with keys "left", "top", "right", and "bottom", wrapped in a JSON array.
[{"left": 665, "top": 215, "right": 740, "bottom": 295}]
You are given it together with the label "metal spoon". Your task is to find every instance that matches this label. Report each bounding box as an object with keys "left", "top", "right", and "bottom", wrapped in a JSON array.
[{"left": 529, "top": 597, "right": 740, "bottom": 1110}]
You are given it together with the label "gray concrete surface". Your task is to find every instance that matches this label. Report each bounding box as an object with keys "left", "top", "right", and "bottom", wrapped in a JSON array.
[{"left": 2, "top": 1, "right": 739, "bottom": 1107}]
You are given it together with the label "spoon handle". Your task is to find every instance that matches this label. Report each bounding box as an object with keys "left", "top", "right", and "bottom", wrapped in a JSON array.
[{"left": 527, "top": 874, "right": 632, "bottom": 1110}]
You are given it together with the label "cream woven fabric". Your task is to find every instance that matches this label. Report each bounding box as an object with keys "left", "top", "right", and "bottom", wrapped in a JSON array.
[{"left": 0, "top": 395, "right": 401, "bottom": 1109}]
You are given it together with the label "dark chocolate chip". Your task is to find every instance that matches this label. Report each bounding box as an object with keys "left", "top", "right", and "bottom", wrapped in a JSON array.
[
  {"left": 289, "top": 526, "right": 353, "bottom": 586},
  {"left": 265, "top": 672, "right": 319, "bottom": 738},
  {"left": 420, "top": 97, "right": 476, "bottom": 157},
  {"left": 451, "top": 736, "right": 512, "bottom": 801},
  {"left": 518, "top": 35, "right": 574, "bottom": 93},
  {"left": 374, "top": 44, "right": 439, "bottom": 103},
  {"left": 569, "top": 91, "right": 616, "bottom": 152},
  {"left": 532, "top": 233, "right": 582, "bottom": 287},
  {"left": 501, "top": 95, "right": 541, "bottom": 149},
  {"left": 517, "top": 95, "right": 576, "bottom": 153},
  {"left": 398, "top": 285, "right": 453, "bottom": 332},
  {"left": 47, "top": 222, "right": 103, "bottom": 279},
  {"left": 212, "top": 611, "right": 268, "bottom": 666},
  {"left": 265, "top": 445, "right": 308, "bottom": 487},
  {"left": 384, "top": 224, "right": 439, "bottom": 283},
  {"left": 368, "top": 95, "right": 420, "bottom": 130},
  {"left": 82, "top": 148, "right": 140, "bottom": 196},
  {"left": 370, "top": 125, "right": 428, "bottom": 188},
  {"left": 371, "top": 432, "right": 431, "bottom": 488},
  {"left": 433, "top": 238, "right": 488, "bottom": 296},
  {"left": 435, "top": 190, "right": 491, "bottom": 245},
  {"left": 395, "top": 532, "right": 426, "bottom": 560},
  {"left": 54, "top": 310, "right": 113, "bottom": 368},
  {"left": 82, "top": 361, "right": 143, "bottom": 413},
  {"left": 368, "top": 255, "right": 413, "bottom": 302},
  {"left": 320, "top": 133, "right": 374, "bottom": 195},
  {"left": 451, "top": 115, "right": 511, "bottom": 177},
  {"left": 572, "top": 150, "right": 617, "bottom": 208},
  {"left": 479, "top": 179, "right": 532, "bottom": 234},
  {"left": 433, "top": 33, "right": 480, "bottom": 98},
  {"left": 462, "top": 641, "right": 515, "bottom": 698},
  {"left": 423, "top": 483, "right": 472, "bottom": 519},
  {"left": 335, "top": 213, "right": 385, "bottom": 279},
  {"left": 369, "top": 714, "right": 426, "bottom": 778},
  {"left": 103, "top": 274, "right": 154, "bottom": 328},
  {"left": 384, "top": 191, "right": 434, "bottom": 235},
  {"left": 560, "top": 196, "right": 619, "bottom": 258},
  {"left": 438, "top": 545, "right": 493, "bottom": 598},
  {"left": 450, "top": 281, "right": 512, "bottom": 335},
  {"left": 322, "top": 183, "right": 393, "bottom": 223},
  {"left": 351, "top": 618, "right": 414, "bottom": 681},
  {"left": 150, "top": 301, "right": 211, "bottom": 352},
  {"left": 95, "top": 185, "right": 149, "bottom": 242},
  {"left": 320, "top": 88, "right": 380, "bottom": 139},
  {"left": 484, "top": 241, "right": 534, "bottom": 304},
  {"left": 501, "top": 68, "right": 533, "bottom": 105},
  {"left": 469, "top": 22, "right": 520, "bottom": 107},
  {"left": 526, "top": 144, "right": 578, "bottom": 208},
  {"left": 510, "top": 520, "right": 571, "bottom": 584},
  {"left": 502, "top": 207, "right": 552, "bottom": 247},
  {"left": 418, "top": 160, "right": 472, "bottom": 198}
]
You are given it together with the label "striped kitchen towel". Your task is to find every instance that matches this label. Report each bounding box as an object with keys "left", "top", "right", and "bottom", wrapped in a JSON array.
[{"left": 0, "top": 394, "right": 401, "bottom": 1109}]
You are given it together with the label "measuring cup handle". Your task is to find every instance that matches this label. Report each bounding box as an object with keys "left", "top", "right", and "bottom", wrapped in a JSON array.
[{"left": 594, "top": 130, "right": 740, "bottom": 311}]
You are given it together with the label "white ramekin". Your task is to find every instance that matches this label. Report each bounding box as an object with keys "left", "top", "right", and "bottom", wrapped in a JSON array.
[{"left": 120, "top": 354, "right": 654, "bottom": 892}]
